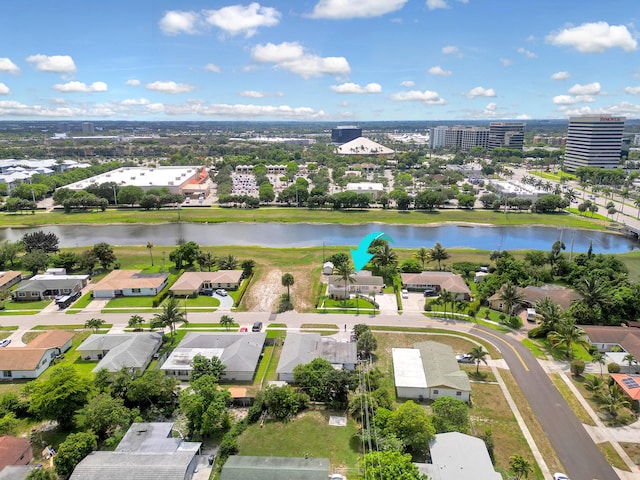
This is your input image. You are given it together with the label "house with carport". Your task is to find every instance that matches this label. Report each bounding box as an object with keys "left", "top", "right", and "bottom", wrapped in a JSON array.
[
  {"left": 170, "top": 270, "right": 243, "bottom": 297},
  {"left": 582, "top": 325, "right": 640, "bottom": 371},
  {"left": 160, "top": 332, "right": 266, "bottom": 381},
  {"left": 0, "top": 330, "right": 73, "bottom": 379},
  {"left": 327, "top": 270, "right": 384, "bottom": 299},
  {"left": 392, "top": 341, "right": 471, "bottom": 402},
  {"left": 91, "top": 270, "right": 168, "bottom": 298},
  {"left": 12, "top": 273, "right": 88, "bottom": 301},
  {"left": 277, "top": 333, "right": 357, "bottom": 382},
  {"left": 400, "top": 271, "right": 471, "bottom": 300},
  {"left": 77, "top": 332, "right": 162, "bottom": 374}
]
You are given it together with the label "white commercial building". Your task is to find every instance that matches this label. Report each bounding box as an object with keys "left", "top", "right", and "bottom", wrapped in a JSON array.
[{"left": 564, "top": 115, "right": 626, "bottom": 171}]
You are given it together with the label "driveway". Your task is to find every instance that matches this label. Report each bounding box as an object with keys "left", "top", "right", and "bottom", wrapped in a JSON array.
[
  {"left": 401, "top": 292, "right": 425, "bottom": 312},
  {"left": 214, "top": 293, "right": 234, "bottom": 310},
  {"left": 373, "top": 292, "right": 397, "bottom": 313}
]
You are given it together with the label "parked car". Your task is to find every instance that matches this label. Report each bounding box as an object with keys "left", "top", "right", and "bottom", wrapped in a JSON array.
[
  {"left": 239, "top": 327, "right": 248, "bottom": 332},
  {"left": 0, "top": 339, "right": 11, "bottom": 348},
  {"left": 552, "top": 473, "right": 569, "bottom": 480},
  {"left": 252, "top": 321, "right": 263, "bottom": 332},
  {"left": 200, "top": 288, "right": 213, "bottom": 296},
  {"left": 456, "top": 353, "right": 473, "bottom": 363},
  {"left": 215, "top": 289, "right": 228, "bottom": 296},
  {"left": 423, "top": 287, "right": 437, "bottom": 297},
  {"left": 401, "top": 289, "right": 409, "bottom": 299}
]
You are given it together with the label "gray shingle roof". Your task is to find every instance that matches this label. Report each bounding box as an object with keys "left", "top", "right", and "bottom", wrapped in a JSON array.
[
  {"left": 276, "top": 333, "right": 357, "bottom": 377},
  {"left": 220, "top": 456, "right": 330, "bottom": 480},
  {"left": 69, "top": 451, "right": 196, "bottom": 480},
  {"left": 78, "top": 333, "right": 162, "bottom": 373}
]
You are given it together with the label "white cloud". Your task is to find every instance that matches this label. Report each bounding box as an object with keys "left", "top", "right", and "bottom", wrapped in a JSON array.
[
  {"left": 0, "top": 58, "right": 20, "bottom": 74},
  {"left": 465, "top": 86, "right": 496, "bottom": 98},
  {"left": 546, "top": 22, "right": 637, "bottom": 53},
  {"left": 145, "top": 81, "right": 196, "bottom": 94},
  {"left": 428, "top": 66, "right": 452, "bottom": 76},
  {"left": 624, "top": 86, "right": 640, "bottom": 95},
  {"left": 52, "top": 81, "right": 108, "bottom": 93},
  {"left": 551, "top": 71, "right": 570, "bottom": 81},
  {"left": 26, "top": 54, "right": 76, "bottom": 73},
  {"left": 552, "top": 94, "right": 595, "bottom": 104},
  {"left": 204, "top": 3, "right": 280, "bottom": 38},
  {"left": 251, "top": 42, "right": 350, "bottom": 79},
  {"left": 391, "top": 89, "right": 446, "bottom": 105},
  {"left": 240, "top": 90, "right": 266, "bottom": 98},
  {"left": 160, "top": 102, "right": 325, "bottom": 118},
  {"left": 330, "top": 82, "right": 382, "bottom": 94},
  {"left": 204, "top": 64, "right": 221, "bottom": 73},
  {"left": 567, "top": 82, "right": 601, "bottom": 95},
  {"left": 500, "top": 58, "right": 513, "bottom": 67},
  {"left": 516, "top": 114, "right": 532, "bottom": 120},
  {"left": 400, "top": 80, "right": 415, "bottom": 87},
  {"left": 125, "top": 79, "right": 141, "bottom": 86},
  {"left": 159, "top": 11, "right": 200, "bottom": 35},
  {"left": 309, "top": 0, "right": 407, "bottom": 19},
  {"left": 481, "top": 102, "right": 498, "bottom": 117},
  {"left": 427, "top": 0, "right": 449, "bottom": 9},
  {"left": 0, "top": 83, "right": 10, "bottom": 95},
  {"left": 121, "top": 98, "right": 150, "bottom": 106},
  {"left": 442, "top": 45, "right": 460, "bottom": 55},
  {"left": 517, "top": 47, "right": 537, "bottom": 58}
]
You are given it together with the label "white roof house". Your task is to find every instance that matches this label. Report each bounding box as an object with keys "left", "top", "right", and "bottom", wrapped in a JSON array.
[
  {"left": 336, "top": 137, "right": 394, "bottom": 155},
  {"left": 417, "top": 432, "right": 502, "bottom": 480},
  {"left": 392, "top": 348, "right": 429, "bottom": 400}
]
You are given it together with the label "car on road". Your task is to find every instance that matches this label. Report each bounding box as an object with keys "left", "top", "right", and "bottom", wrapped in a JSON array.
[
  {"left": 0, "top": 339, "right": 11, "bottom": 348},
  {"left": 252, "top": 321, "right": 263, "bottom": 332},
  {"left": 401, "top": 289, "right": 408, "bottom": 299},
  {"left": 455, "top": 353, "right": 473, "bottom": 363},
  {"left": 423, "top": 287, "right": 437, "bottom": 297},
  {"left": 239, "top": 327, "right": 248, "bottom": 332},
  {"left": 215, "top": 289, "right": 228, "bottom": 296},
  {"left": 552, "top": 473, "right": 569, "bottom": 480}
]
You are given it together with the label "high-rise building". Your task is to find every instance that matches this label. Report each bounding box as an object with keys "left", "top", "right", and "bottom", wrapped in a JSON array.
[
  {"left": 564, "top": 115, "right": 626, "bottom": 171},
  {"left": 331, "top": 125, "right": 361, "bottom": 144},
  {"left": 429, "top": 126, "right": 448, "bottom": 149},
  {"left": 488, "top": 122, "right": 525, "bottom": 150},
  {"left": 430, "top": 125, "right": 489, "bottom": 151},
  {"left": 81, "top": 122, "right": 95, "bottom": 134},
  {"left": 461, "top": 127, "right": 489, "bottom": 151}
]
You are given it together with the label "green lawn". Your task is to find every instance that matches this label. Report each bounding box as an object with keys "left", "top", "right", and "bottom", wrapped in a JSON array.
[
  {"left": 300, "top": 323, "right": 340, "bottom": 335},
  {"left": 237, "top": 410, "right": 360, "bottom": 471},
  {"left": 3, "top": 300, "right": 51, "bottom": 311},
  {"left": 185, "top": 296, "right": 220, "bottom": 307},
  {"left": 71, "top": 292, "right": 93, "bottom": 309},
  {"left": 37, "top": 331, "right": 94, "bottom": 381},
  {"left": 104, "top": 296, "right": 155, "bottom": 308}
]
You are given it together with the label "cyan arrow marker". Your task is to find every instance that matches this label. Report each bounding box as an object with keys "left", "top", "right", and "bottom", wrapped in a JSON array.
[{"left": 350, "top": 231, "right": 394, "bottom": 273}]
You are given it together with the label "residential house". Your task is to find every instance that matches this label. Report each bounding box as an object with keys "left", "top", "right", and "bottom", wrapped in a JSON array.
[
  {"left": 170, "top": 270, "right": 243, "bottom": 297},
  {"left": 416, "top": 432, "right": 501, "bottom": 480},
  {"left": 220, "top": 456, "right": 330, "bottom": 480},
  {"left": 400, "top": 272, "right": 471, "bottom": 300},
  {"left": 392, "top": 341, "right": 471, "bottom": 402},
  {"left": 0, "top": 330, "right": 73, "bottom": 379},
  {"left": 610, "top": 374, "right": 640, "bottom": 410},
  {"left": 0, "top": 272, "right": 21, "bottom": 292},
  {"left": 12, "top": 274, "right": 89, "bottom": 301},
  {"left": 327, "top": 270, "right": 384, "bottom": 299},
  {"left": 91, "top": 270, "right": 168, "bottom": 299},
  {"left": 77, "top": 332, "right": 162, "bottom": 373},
  {"left": 277, "top": 333, "right": 357, "bottom": 382},
  {"left": 0, "top": 437, "right": 32, "bottom": 472},
  {"left": 488, "top": 284, "right": 581, "bottom": 312},
  {"left": 70, "top": 422, "right": 201, "bottom": 480},
  {"left": 160, "top": 332, "right": 266, "bottom": 381},
  {"left": 0, "top": 466, "right": 31, "bottom": 480},
  {"left": 582, "top": 325, "right": 640, "bottom": 371}
]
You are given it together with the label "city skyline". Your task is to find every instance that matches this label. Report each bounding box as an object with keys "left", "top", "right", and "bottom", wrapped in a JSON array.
[{"left": 0, "top": 1, "right": 638, "bottom": 122}]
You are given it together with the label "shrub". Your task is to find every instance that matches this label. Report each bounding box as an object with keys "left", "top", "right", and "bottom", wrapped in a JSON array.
[
  {"left": 277, "top": 294, "right": 293, "bottom": 313},
  {"left": 527, "top": 325, "right": 547, "bottom": 339},
  {"left": 608, "top": 362, "right": 621, "bottom": 374},
  {"left": 570, "top": 359, "right": 585, "bottom": 376}
]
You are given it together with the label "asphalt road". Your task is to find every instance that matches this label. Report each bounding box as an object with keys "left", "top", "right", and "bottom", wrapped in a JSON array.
[{"left": 472, "top": 325, "right": 618, "bottom": 480}]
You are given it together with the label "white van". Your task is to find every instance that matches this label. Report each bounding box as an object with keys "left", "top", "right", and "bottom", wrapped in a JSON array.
[{"left": 526, "top": 308, "right": 537, "bottom": 322}]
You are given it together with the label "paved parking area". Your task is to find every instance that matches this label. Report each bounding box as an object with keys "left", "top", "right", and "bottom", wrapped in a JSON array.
[
  {"left": 374, "top": 292, "right": 398, "bottom": 313},
  {"left": 401, "top": 292, "right": 425, "bottom": 312}
]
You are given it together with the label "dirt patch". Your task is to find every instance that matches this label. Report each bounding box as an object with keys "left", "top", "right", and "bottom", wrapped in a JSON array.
[
  {"left": 289, "top": 266, "right": 317, "bottom": 311},
  {"left": 244, "top": 269, "right": 283, "bottom": 312}
]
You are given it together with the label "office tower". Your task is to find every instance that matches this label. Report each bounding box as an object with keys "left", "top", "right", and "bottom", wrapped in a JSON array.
[
  {"left": 331, "top": 125, "right": 361, "bottom": 144},
  {"left": 429, "top": 126, "right": 448, "bottom": 149},
  {"left": 564, "top": 115, "right": 625, "bottom": 171},
  {"left": 488, "top": 122, "right": 525, "bottom": 150}
]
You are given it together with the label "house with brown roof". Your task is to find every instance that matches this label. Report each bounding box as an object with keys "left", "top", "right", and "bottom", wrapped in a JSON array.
[
  {"left": 91, "top": 270, "right": 168, "bottom": 299},
  {"left": 0, "top": 437, "right": 32, "bottom": 472},
  {"left": 400, "top": 272, "right": 471, "bottom": 301},
  {"left": 0, "top": 272, "right": 21, "bottom": 292},
  {"left": 610, "top": 374, "right": 640, "bottom": 409},
  {"left": 488, "top": 284, "right": 581, "bottom": 312},
  {"left": 0, "top": 330, "right": 73, "bottom": 379},
  {"left": 170, "top": 270, "right": 243, "bottom": 297},
  {"left": 582, "top": 325, "right": 640, "bottom": 372}
]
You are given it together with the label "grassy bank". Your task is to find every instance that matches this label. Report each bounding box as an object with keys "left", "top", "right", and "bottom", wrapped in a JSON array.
[{"left": 0, "top": 206, "right": 609, "bottom": 230}]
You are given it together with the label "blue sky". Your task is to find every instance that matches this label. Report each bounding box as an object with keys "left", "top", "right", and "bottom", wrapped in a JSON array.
[{"left": 0, "top": 0, "right": 638, "bottom": 121}]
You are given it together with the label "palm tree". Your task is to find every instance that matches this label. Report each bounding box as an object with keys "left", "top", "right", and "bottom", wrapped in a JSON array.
[
  {"left": 429, "top": 242, "right": 450, "bottom": 270},
  {"left": 414, "top": 247, "right": 430, "bottom": 271},
  {"left": 497, "top": 282, "right": 524, "bottom": 323},
  {"left": 634, "top": 196, "right": 640, "bottom": 219},
  {"left": 218, "top": 254, "right": 239, "bottom": 270},
  {"left": 281, "top": 273, "right": 294, "bottom": 301},
  {"left": 219, "top": 314, "right": 234, "bottom": 332},
  {"left": 563, "top": 188, "right": 577, "bottom": 204},
  {"left": 197, "top": 251, "right": 216, "bottom": 272},
  {"left": 439, "top": 288, "right": 454, "bottom": 318},
  {"left": 591, "top": 351, "right": 606, "bottom": 378},
  {"left": 128, "top": 314, "right": 145, "bottom": 330},
  {"left": 576, "top": 277, "right": 610, "bottom": 310},
  {"left": 146, "top": 242, "right": 154, "bottom": 266},
  {"left": 152, "top": 297, "right": 186, "bottom": 337},
  {"left": 534, "top": 296, "right": 563, "bottom": 332},
  {"left": 335, "top": 262, "right": 356, "bottom": 301},
  {"left": 598, "top": 385, "right": 631, "bottom": 420},
  {"left": 469, "top": 345, "right": 488, "bottom": 374},
  {"left": 620, "top": 188, "right": 629, "bottom": 214},
  {"left": 371, "top": 242, "right": 398, "bottom": 269},
  {"left": 547, "top": 317, "right": 589, "bottom": 359},
  {"left": 509, "top": 455, "right": 533, "bottom": 480},
  {"left": 623, "top": 353, "right": 637, "bottom": 374},
  {"left": 85, "top": 317, "right": 105, "bottom": 333}
]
